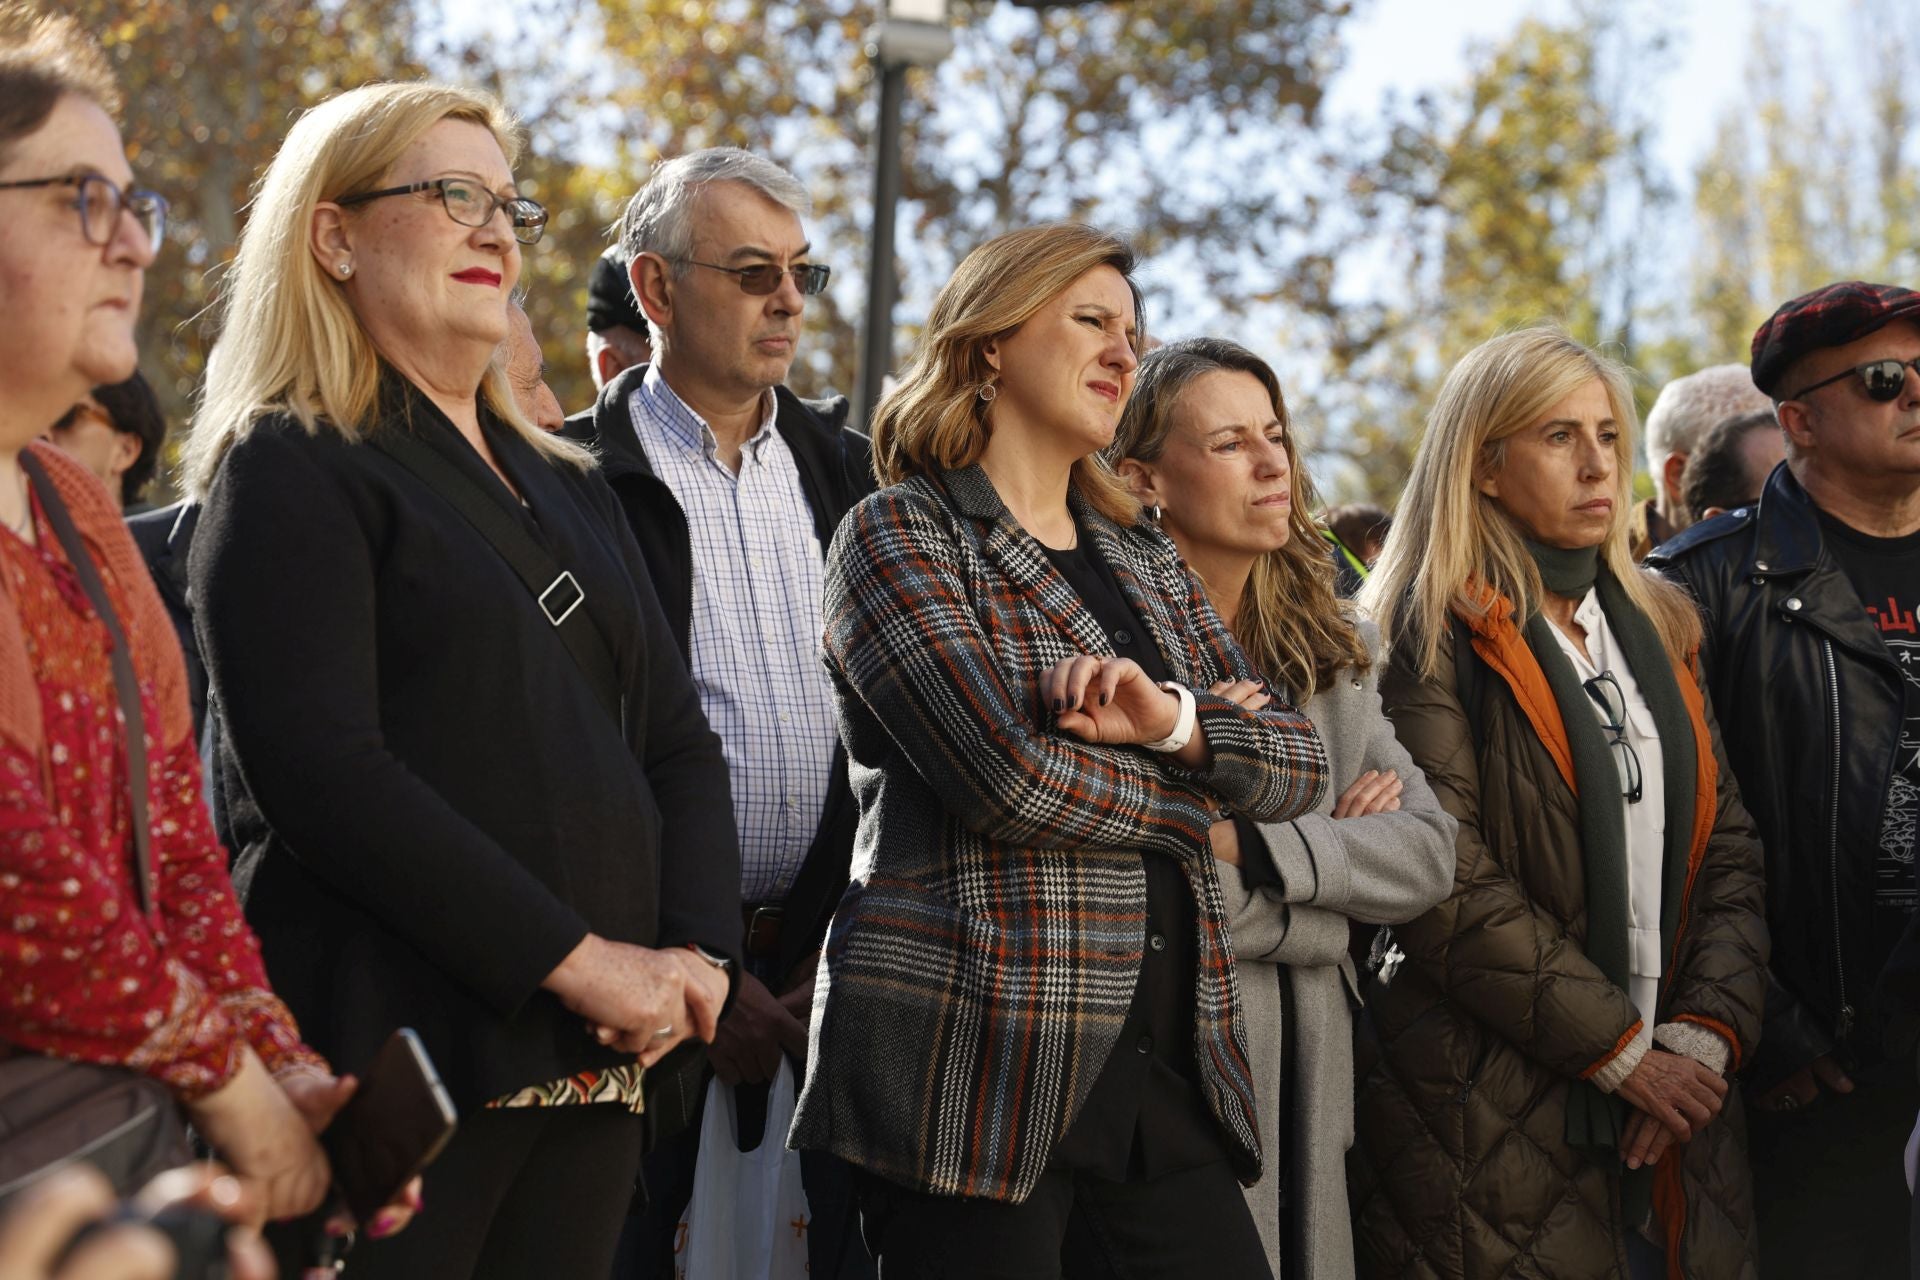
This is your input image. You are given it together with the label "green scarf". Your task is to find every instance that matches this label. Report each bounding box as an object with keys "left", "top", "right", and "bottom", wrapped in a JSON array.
[{"left": 1520, "top": 545, "right": 1699, "bottom": 1223}]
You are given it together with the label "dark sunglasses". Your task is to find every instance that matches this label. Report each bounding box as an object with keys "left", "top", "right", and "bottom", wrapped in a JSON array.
[
  {"left": 1582, "top": 671, "right": 1643, "bottom": 804},
  {"left": 1785, "top": 356, "right": 1920, "bottom": 404},
  {"left": 335, "top": 176, "right": 547, "bottom": 245},
  {"left": 0, "top": 172, "right": 167, "bottom": 251},
  {"left": 686, "top": 259, "right": 830, "bottom": 296}
]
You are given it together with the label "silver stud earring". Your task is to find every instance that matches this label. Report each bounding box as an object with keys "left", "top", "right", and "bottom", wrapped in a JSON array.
[
  {"left": 977, "top": 381, "right": 998, "bottom": 402},
  {"left": 338, "top": 262, "right": 353, "bottom": 278},
  {"left": 1147, "top": 503, "right": 1163, "bottom": 524}
]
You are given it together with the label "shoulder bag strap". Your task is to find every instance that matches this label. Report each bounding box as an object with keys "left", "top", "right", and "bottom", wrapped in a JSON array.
[
  {"left": 18, "top": 452, "right": 153, "bottom": 916},
  {"left": 369, "top": 430, "right": 625, "bottom": 735}
]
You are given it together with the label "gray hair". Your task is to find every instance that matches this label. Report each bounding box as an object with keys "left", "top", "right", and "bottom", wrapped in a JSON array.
[
  {"left": 618, "top": 148, "right": 810, "bottom": 272},
  {"left": 1643, "top": 363, "right": 1770, "bottom": 472}
]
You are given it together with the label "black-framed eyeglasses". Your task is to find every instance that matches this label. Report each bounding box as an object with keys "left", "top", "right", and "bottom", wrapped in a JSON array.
[
  {"left": 684, "top": 260, "right": 831, "bottom": 296},
  {"left": 0, "top": 172, "right": 168, "bottom": 251},
  {"left": 335, "top": 176, "right": 547, "bottom": 245},
  {"left": 1582, "top": 671, "right": 1644, "bottom": 804},
  {"left": 1785, "top": 356, "right": 1920, "bottom": 404}
]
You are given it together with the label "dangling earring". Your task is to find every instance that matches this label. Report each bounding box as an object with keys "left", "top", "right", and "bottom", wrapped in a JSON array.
[
  {"left": 1146, "top": 503, "right": 1163, "bottom": 524},
  {"left": 977, "top": 381, "right": 998, "bottom": 403}
]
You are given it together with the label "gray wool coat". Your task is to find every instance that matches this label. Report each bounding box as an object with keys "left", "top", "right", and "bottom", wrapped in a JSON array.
[{"left": 1217, "top": 622, "right": 1456, "bottom": 1279}]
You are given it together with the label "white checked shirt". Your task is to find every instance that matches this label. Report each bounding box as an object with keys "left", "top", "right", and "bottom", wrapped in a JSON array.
[{"left": 629, "top": 366, "right": 840, "bottom": 902}]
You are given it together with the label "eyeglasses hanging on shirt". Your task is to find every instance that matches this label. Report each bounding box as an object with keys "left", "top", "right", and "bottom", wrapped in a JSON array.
[{"left": 1582, "top": 671, "right": 1644, "bottom": 804}]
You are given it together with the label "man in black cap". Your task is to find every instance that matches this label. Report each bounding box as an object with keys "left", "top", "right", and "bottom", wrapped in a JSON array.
[
  {"left": 1650, "top": 280, "right": 1920, "bottom": 1277},
  {"left": 585, "top": 244, "right": 652, "bottom": 390}
]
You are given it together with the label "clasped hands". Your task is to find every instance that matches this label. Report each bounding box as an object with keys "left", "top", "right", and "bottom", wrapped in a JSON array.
[
  {"left": 545, "top": 934, "right": 729, "bottom": 1067},
  {"left": 1616, "top": 1048, "right": 1731, "bottom": 1170}
]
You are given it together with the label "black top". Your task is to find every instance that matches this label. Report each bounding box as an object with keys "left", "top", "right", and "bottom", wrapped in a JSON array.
[
  {"left": 126, "top": 501, "right": 206, "bottom": 742},
  {"left": 1037, "top": 532, "right": 1228, "bottom": 1180},
  {"left": 190, "top": 385, "right": 742, "bottom": 1107},
  {"left": 1649, "top": 466, "right": 1909, "bottom": 1079},
  {"left": 1815, "top": 510, "right": 1920, "bottom": 972}
]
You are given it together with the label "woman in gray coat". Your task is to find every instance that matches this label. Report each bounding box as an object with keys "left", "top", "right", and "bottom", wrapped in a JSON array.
[{"left": 1114, "top": 338, "right": 1455, "bottom": 1277}]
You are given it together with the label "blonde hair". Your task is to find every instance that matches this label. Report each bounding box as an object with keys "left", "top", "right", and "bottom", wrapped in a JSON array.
[
  {"left": 871, "top": 223, "right": 1144, "bottom": 525},
  {"left": 184, "top": 82, "right": 587, "bottom": 497},
  {"left": 1113, "top": 337, "right": 1368, "bottom": 701},
  {"left": 1359, "top": 327, "right": 1701, "bottom": 679}
]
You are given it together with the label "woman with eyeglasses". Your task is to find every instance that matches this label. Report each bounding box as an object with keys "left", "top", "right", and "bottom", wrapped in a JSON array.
[
  {"left": 180, "top": 82, "right": 742, "bottom": 1276},
  {"left": 0, "top": 0, "right": 426, "bottom": 1242},
  {"left": 1348, "top": 328, "right": 1768, "bottom": 1279},
  {"left": 1110, "top": 338, "right": 1455, "bottom": 1279}
]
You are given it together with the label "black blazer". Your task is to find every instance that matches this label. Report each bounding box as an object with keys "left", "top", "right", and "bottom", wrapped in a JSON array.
[
  {"left": 190, "top": 388, "right": 742, "bottom": 1108},
  {"left": 127, "top": 500, "right": 206, "bottom": 740},
  {"left": 562, "top": 364, "right": 872, "bottom": 981}
]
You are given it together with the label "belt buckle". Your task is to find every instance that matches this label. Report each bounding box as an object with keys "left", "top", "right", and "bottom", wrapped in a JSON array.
[
  {"left": 539, "top": 571, "right": 584, "bottom": 626},
  {"left": 744, "top": 904, "right": 784, "bottom": 955}
]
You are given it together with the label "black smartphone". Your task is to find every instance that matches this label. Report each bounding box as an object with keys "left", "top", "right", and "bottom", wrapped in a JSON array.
[{"left": 323, "top": 1028, "right": 457, "bottom": 1227}]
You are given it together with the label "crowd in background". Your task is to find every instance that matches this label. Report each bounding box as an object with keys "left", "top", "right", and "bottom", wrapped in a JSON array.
[{"left": 3, "top": 4, "right": 1919, "bottom": 1280}]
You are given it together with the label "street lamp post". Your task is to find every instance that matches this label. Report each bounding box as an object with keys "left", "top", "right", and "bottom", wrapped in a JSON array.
[{"left": 854, "top": 0, "right": 952, "bottom": 430}]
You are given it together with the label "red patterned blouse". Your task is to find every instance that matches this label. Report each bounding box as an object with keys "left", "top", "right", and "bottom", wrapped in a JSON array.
[{"left": 0, "top": 490, "right": 322, "bottom": 1098}]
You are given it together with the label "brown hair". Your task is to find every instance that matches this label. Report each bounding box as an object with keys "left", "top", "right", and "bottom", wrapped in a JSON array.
[
  {"left": 1325, "top": 503, "right": 1390, "bottom": 556},
  {"left": 0, "top": 5, "right": 120, "bottom": 164},
  {"left": 871, "top": 222, "right": 1145, "bottom": 525},
  {"left": 1112, "top": 337, "right": 1370, "bottom": 701}
]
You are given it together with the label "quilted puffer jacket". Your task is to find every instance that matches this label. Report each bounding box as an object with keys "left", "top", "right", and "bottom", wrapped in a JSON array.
[{"left": 1348, "top": 594, "right": 1769, "bottom": 1279}]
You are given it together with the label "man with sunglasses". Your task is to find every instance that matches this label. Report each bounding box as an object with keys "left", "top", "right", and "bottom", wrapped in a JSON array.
[
  {"left": 563, "top": 148, "right": 874, "bottom": 1280},
  {"left": 1650, "top": 280, "right": 1920, "bottom": 1278}
]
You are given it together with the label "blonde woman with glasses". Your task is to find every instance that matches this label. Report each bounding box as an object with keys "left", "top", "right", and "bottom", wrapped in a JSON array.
[
  {"left": 182, "top": 82, "right": 741, "bottom": 1276},
  {"left": 1349, "top": 328, "right": 1767, "bottom": 1279}
]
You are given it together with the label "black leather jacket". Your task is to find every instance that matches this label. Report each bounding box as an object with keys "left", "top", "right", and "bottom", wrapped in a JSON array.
[{"left": 1649, "top": 464, "right": 1909, "bottom": 1086}]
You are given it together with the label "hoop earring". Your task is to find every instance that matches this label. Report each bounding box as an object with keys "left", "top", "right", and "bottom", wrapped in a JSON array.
[{"left": 977, "top": 381, "right": 998, "bottom": 403}]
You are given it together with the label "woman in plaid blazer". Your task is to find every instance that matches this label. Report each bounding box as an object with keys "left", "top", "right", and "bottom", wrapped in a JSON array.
[{"left": 790, "top": 224, "right": 1331, "bottom": 1277}]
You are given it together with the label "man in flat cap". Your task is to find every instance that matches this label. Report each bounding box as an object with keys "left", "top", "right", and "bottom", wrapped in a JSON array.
[
  {"left": 585, "top": 244, "right": 652, "bottom": 390},
  {"left": 1651, "top": 281, "right": 1920, "bottom": 1277}
]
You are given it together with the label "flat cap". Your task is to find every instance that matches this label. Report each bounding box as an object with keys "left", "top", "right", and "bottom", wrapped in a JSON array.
[
  {"left": 586, "top": 245, "right": 647, "bottom": 334},
  {"left": 1751, "top": 280, "right": 1920, "bottom": 398}
]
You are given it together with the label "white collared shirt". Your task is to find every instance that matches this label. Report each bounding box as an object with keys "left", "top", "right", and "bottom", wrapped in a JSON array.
[
  {"left": 627, "top": 366, "right": 840, "bottom": 903},
  {"left": 1548, "top": 589, "right": 1668, "bottom": 1024}
]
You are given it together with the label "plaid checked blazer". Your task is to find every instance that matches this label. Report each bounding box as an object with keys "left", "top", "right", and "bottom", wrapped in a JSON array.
[{"left": 790, "top": 464, "right": 1331, "bottom": 1202}]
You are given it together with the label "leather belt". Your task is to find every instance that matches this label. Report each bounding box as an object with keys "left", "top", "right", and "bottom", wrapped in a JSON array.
[{"left": 742, "top": 902, "right": 784, "bottom": 958}]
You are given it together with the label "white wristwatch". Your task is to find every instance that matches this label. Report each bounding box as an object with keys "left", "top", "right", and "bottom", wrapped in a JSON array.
[{"left": 1142, "top": 681, "right": 1197, "bottom": 754}]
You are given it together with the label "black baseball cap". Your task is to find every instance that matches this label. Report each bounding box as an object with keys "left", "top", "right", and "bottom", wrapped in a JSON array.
[{"left": 586, "top": 245, "right": 648, "bottom": 334}]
